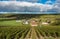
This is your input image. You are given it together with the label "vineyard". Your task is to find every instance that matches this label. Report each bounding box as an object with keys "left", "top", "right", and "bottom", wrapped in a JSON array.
[
  {"left": 0, "top": 14, "right": 60, "bottom": 39},
  {"left": 0, "top": 25, "right": 60, "bottom": 39}
]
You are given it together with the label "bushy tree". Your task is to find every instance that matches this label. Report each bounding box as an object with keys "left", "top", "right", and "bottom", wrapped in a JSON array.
[{"left": 51, "top": 20, "right": 60, "bottom": 26}]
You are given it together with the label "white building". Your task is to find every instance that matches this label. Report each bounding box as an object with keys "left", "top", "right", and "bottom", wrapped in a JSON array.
[
  {"left": 16, "top": 20, "right": 21, "bottom": 22},
  {"left": 42, "top": 22, "right": 49, "bottom": 25},
  {"left": 23, "top": 20, "right": 29, "bottom": 24}
]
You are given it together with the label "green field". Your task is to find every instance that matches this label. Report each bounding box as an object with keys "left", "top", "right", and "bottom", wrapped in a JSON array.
[{"left": 0, "top": 14, "right": 60, "bottom": 39}]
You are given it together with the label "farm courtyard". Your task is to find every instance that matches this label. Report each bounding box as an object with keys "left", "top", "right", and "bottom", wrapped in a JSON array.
[{"left": 0, "top": 14, "right": 60, "bottom": 39}]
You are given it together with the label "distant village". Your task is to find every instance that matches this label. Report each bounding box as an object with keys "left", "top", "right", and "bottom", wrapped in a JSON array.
[
  {"left": 16, "top": 18, "right": 53, "bottom": 26},
  {"left": 0, "top": 14, "right": 60, "bottom": 26}
]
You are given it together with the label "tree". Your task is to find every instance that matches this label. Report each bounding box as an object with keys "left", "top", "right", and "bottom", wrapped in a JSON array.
[{"left": 51, "top": 20, "right": 60, "bottom": 26}]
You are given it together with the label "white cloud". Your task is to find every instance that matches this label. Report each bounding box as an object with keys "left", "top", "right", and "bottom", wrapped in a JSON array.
[
  {"left": 1, "top": 0, "right": 39, "bottom": 3},
  {"left": 8, "top": 0, "right": 16, "bottom": 1},
  {"left": 56, "top": 0, "right": 60, "bottom": 3},
  {"left": 0, "top": 1, "right": 59, "bottom": 13},
  {"left": 17, "top": 0, "right": 39, "bottom": 3},
  {"left": 45, "top": 0, "right": 53, "bottom": 4},
  {"left": 54, "top": 0, "right": 60, "bottom": 13}
]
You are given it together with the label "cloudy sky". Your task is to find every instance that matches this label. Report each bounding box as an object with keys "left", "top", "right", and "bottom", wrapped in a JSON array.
[{"left": 0, "top": 0, "right": 60, "bottom": 14}]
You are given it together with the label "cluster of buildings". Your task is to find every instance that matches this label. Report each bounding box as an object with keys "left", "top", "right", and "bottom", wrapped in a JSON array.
[{"left": 16, "top": 18, "right": 51, "bottom": 26}]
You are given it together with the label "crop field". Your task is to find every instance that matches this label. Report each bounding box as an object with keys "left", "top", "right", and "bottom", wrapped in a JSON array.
[
  {"left": 0, "top": 24, "right": 60, "bottom": 39},
  {"left": 0, "top": 14, "right": 60, "bottom": 39}
]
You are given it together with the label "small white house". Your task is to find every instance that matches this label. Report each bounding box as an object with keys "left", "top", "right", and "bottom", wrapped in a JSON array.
[
  {"left": 23, "top": 21, "right": 29, "bottom": 24},
  {"left": 23, "top": 20, "right": 29, "bottom": 24},
  {"left": 16, "top": 20, "right": 22, "bottom": 22},
  {"left": 42, "top": 22, "right": 49, "bottom": 25}
]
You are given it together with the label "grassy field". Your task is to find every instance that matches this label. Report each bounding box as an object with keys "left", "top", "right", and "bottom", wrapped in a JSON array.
[
  {"left": 0, "top": 20, "right": 23, "bottom": 26},
  {"left": 0, "top": 14, "right": 60, "bottom": 39}
]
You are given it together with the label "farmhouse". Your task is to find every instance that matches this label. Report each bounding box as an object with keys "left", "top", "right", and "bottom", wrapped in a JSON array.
[{"left": 29, "top": 18, "right": 39, "bottom": 26}]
